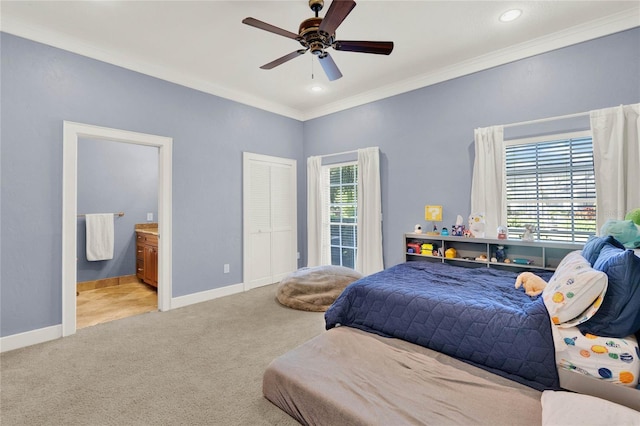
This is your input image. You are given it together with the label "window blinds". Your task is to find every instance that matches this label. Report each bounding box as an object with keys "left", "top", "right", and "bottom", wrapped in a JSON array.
[{"left": 505, "top": 136, "right": 596, "bottom": 242}]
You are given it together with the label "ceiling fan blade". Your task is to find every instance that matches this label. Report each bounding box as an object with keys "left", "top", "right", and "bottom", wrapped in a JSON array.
[
  {"left": 242, "top": 17, "right": 299, "bottom": 40},
  {"left": 334, "top": 40, "right": 394, "bottom": 55},
  {"left": 318, "top": 52, "right": 343, "bottom": 81},
  {"left": 318, "top": 0, "right": 356, "bottom": 36},
  {"left": 260, "top": 50, "right": 307, "bottom": 70}
]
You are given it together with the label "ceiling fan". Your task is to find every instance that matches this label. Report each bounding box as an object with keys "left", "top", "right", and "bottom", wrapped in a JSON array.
[{"left": 242, "top": 0, "right": 394, "bottom": 81}]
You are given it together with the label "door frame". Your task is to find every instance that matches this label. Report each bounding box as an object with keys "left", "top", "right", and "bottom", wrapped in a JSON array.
[{"left": 62, "top": 121, "right": 173, "bottom": 336}]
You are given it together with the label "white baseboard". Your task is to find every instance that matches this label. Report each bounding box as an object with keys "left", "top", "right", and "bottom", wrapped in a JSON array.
[
  {"left": 0, "top": 283, "right": 246, "bottom": 352},
  {"left": 170, "top": 282, "right": 245, "bottom": 309},
  {"left": 0, "top": 325, "right": 62, "bottom": 353}
]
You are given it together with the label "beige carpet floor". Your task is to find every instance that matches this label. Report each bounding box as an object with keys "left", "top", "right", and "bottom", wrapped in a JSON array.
[{"left": 1, "top": 284, "right": 325, "bottom": 425}]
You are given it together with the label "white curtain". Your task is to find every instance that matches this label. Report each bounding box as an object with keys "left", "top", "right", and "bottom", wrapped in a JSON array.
[
  {"left": 356, "top": 147, "right": 384, "bottom": 275},
  {"left": 470, "top": 126, "right": 505, "bottom": 239},
  {"left": 590, "top": 104, "right": 640, "bottom": 232},
  {"left": 306, "top": 156, "right": 329, "bottom": 266}
]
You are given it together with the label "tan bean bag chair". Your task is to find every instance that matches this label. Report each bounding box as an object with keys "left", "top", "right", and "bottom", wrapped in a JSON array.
[{"left": 276, "top": 265, "right": 364, "bottom": 312}]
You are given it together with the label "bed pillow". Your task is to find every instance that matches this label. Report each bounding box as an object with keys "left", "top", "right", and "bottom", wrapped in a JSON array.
[
  {"left": 579, "top": 243, "right": 640, "bottom": 338},
  {"left": 581, "top": 235, "right": 625, "bottom": 266},
  {"left": 543, "top": 251, "right": 608, "bottom": 326},
  {"left": 541, "top": 391, "right": 640, "bottom": 425}
]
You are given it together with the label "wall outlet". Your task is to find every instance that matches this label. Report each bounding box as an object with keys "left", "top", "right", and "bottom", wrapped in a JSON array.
[
  {"left": 147, "top": 212, "right": 153, "bottom": 222},
  {"left": 297, "top": 252, "right": 300, "bottom": 259},
  {"left": 224, "top": 264, "right": 230, "bottom": 274}
]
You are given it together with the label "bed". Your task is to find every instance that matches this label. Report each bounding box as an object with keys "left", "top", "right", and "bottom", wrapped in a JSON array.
[
  {"left": 263, "top": 238, "right": 640, "bottom": 424},
  {"left": 263, "top": 326, "right": 544, "bottom": 426},
  {"left": 325, "top": 261, "right": 559, "bottom": 390}
]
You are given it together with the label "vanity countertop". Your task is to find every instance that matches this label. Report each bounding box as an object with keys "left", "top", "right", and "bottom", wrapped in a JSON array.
[{"left": 135, "top": 223, "right": 158, "bottom": 235}]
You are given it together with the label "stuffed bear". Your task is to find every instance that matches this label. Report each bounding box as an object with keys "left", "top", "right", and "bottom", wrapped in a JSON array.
[
  {"left": 514, "top": 272, "right": 547, "bottom": 297},
  {"left": 468, "top": 213, "right": 486, "bottom": 238}
]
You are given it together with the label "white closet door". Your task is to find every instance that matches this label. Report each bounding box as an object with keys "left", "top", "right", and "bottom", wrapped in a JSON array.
[
  {"left": 247, "top": 161, "right": 272, "bottom": 288},
  {"left": 270, "top": 163, "right": 296, "bottom": 282},
  {"left": 243, "top": 153, "right": 297, "bottom": 290}
]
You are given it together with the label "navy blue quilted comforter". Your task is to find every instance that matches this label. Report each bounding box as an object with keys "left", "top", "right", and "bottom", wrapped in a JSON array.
[{"left": 325, "top": 261, "right": 560, "bottom": 390}]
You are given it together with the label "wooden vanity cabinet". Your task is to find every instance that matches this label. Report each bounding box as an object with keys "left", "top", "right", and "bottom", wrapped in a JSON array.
[{"left": 136, "top": 231, "right": 158, "bottom": 288}]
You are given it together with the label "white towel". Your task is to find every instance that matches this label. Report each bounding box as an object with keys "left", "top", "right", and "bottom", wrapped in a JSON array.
[{"left": 86, "top": 214, "right": 114, "bottom": 261}]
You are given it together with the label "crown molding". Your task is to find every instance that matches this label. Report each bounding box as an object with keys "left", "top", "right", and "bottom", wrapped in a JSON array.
[
  {"left": 2, "top": 9, "right": 638, "bottom": 122},
  {"left": 0, "top": 17, "right": 305, "bottom": 121},
  {"left": 301, "top": 9, "right": 640, "bottom": 121}
]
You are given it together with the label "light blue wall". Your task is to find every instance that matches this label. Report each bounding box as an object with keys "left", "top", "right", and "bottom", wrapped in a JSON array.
[
  {"left": 302, "top": 28, "right": 640, "bottom": 268},
  {"left": 77, "top": 139, "right": 158, "bottom": 282},
  {"left": 1, "top": 28, "right": 639, "bottom": 338},
  {"left": 0, "top": 33, "right": 304, "bottom": 337}
]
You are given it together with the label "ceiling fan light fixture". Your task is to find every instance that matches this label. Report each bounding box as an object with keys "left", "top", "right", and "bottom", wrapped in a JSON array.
[
  {"left": 243, "top": 0, "right": 392, "bottom": 81},
  {"left": 499, "top": 9, "right": 522, "bottom": 23}
]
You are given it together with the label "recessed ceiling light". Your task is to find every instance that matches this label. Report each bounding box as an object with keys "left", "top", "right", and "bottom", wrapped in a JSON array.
[
  {"left": 310, "top": 85, "right": 324, "bottom": 93},
  {"left": 499, "top": 9, "right": 522, "bottom": 23}
]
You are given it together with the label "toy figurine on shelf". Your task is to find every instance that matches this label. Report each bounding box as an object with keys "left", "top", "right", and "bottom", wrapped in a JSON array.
[
  {"left": 495, "top": 245, "right": 506, "bottom": 262},
  {"left": 441, "top": 227, "right": 449, "bottom": 236},
  {"left": 414, "top": 224, "right": 423, "bottom": 234},
  {"left": 522, "top": 224, "right": 536, "bottom": 241}
]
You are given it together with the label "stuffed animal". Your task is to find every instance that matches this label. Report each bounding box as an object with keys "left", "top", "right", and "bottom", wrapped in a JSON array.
[
  {"left": 522, "top": 224, "right": 536, "bottom": 241},
  {"left": 468, "top": 213, "right": 486, "bottom": 238},
  {"left": 514, "top": 272, "right": 547, "bottom": 297},
  {"left": 625, "top": 208, "right": 640, "bottom": 225},
  {"left": 600, "top": 219, "right": 640, "bottom": 248}
]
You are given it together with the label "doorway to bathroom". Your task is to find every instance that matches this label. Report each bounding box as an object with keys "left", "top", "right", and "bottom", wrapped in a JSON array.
[
  {"left": 62, "top": 121, "right": 173, "bottom": 337},
  {"left": 76, "top": 138, "right": 159, "bottom": 329}
]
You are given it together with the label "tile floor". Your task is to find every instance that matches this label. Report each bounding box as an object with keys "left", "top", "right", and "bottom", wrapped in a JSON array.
[{"left": 76, "top": 281, "right": 157, "bottom": 329}]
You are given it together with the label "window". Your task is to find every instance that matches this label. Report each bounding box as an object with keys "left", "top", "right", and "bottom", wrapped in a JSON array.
[
  {"left": 327, "top": 163, "right": 358, "bottom": 268},
  {"left": 505, "top": 131, "right": 596, "bottom": 243}
]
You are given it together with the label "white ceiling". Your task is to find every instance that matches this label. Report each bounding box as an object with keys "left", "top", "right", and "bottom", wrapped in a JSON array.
[{"left": 1, "top": 1, "right": 638, "bottom": 121}]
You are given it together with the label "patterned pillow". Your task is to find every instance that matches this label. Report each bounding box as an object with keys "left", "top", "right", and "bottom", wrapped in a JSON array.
[{"left": 543, "top": 251, "right": 608, "bottom": 326}]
